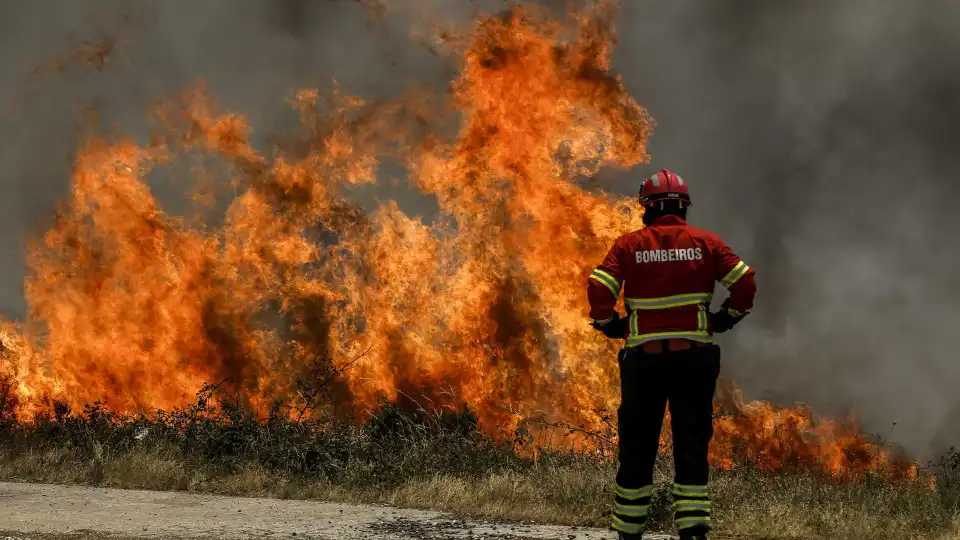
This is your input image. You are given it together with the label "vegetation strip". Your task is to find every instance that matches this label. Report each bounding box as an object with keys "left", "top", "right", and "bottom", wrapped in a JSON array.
[{"left": 2, "top": 389, "right": 959, "bottom": 539}]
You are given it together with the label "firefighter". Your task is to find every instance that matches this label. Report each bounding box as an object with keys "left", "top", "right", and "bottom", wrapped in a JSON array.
[{"left": 587, "top": 169, "right": 756, "bottom": 540}]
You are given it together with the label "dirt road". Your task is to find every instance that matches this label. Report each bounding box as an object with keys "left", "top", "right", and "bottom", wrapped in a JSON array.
[{"left": 0, "top": 482, "right": 662, "bottom": 540}]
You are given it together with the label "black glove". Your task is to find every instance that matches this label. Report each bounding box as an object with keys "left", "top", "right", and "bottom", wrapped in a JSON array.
[
  {"left": 711, "top": 310, "right": 736, "bottom": 334},
  {"left": 591, "top": 313, "right": 629, "bottom": 339},
  {"left": 710, "top": 299, "right": 746, "bottom": 334}
]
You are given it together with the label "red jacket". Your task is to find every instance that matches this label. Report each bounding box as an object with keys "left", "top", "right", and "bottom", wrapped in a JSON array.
[{"left": 587, "top": 215, "right": 756, "bottom": 346}]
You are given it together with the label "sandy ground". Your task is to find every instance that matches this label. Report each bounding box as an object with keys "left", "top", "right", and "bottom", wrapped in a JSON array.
[{"left": 0, "top": 482, "right": 676, "bottom": 540}]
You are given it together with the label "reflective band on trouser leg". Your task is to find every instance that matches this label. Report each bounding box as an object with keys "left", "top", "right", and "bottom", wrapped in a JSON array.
[
  {"left": 611, "top": 484, "right": 652, "bottom": 535},
  {"left": 672, "top": 484, "right": 711, "bottom": 532},
  {"left": 720, "top": 261, "right": 751, "bottom": 289},
  {"left": 590, "top": 269, "right": 621, "bottom": 297}
]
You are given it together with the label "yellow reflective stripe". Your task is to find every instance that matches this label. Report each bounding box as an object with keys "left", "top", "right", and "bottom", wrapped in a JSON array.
[
  {"left": 676, "top": 516, "right": 711, "bottom": 529},
  {"left": 614, "top": 503, "right": 649, "bottom": 517},
  {"left": 672, "top": 484, "right": 710, "bottom": 498},
  {"left": 673, "top": 483, "right": 708, "bottom": 493},
  {"left": 589, "top": 274, "right": 619, "bottom": 296},
  {"left": 625, "top": 293, "right": 712, "bottom": 310},
  {"left": 594, "top": 316, "right": 614, "bottom": 325},
  {"left": 624, "top": 301, "right": 713, "bottom": 346},
  {"left": 675, "top": 500, "right": 712, "bottom": 511},
  {"left": 592, "top": 268, "right": 619, "bottom": 287},
  {"left": 626, "top": 331, "right": 712, "bottom": 347},
  {"left": 727, "top": 307, "right": 746, "bottom": 318},
  {"left": 589, "top": 269, "right": 620, "bottom": 296},
  {"left": 616, "top": 484, "right": 653, "bottom": 499},
  {"left": 719, "top": 261, "right": 746, "bottom": 287},
  {"left": 611, "top": 515, "right": 644, "bottom": 534},
  {"left": 720, "top": 261, "right": 750, "bottom": 288}
]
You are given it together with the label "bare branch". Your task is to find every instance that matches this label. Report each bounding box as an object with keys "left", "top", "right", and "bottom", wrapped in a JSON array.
[
  {"left": 295, "top": 345, "right": 372, "bottom": 421},
  {"left": 493, "top": 402, "right": 617, "bottom": 448}
]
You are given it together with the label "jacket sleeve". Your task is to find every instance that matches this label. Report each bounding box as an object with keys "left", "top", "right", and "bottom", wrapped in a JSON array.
[
  {"left": 587, "top": 238, "right": 624, "bottom": 322},
  {"left": 713, "top": 238, "right": 756, "bottom": 315}
]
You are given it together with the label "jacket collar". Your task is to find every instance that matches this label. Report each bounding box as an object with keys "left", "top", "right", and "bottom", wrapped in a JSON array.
[{"left": 650, "top": 214, "right": 687, "bottom": 226}]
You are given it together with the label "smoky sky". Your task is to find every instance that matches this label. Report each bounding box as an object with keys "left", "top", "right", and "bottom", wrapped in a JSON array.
[
  {"left": 612, "top": 0, "right": 960, "bottom": 459},
  {"left": 1, "top": 0, "right": 959, "bottom": 457}
]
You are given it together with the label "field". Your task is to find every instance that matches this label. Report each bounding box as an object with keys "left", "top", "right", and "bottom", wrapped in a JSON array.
[
  {"left": 0, "top": 2, "right": 958, "bottom": 539},
  {"left": 2, "top": 387, "right": 959, "bottom": 540}
]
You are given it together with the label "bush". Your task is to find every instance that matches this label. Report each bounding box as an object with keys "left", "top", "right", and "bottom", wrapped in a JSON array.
[
  {"left": 0, "top": 382, "right": 538, "bottom": 489},
  {"left": 2, "top": 383, "right": 960, "bottom": 539}
]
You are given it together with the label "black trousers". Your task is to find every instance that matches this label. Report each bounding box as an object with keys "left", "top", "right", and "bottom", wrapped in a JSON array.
[{"left": 610, "top": 344, "right": 721, "bottom": 536}]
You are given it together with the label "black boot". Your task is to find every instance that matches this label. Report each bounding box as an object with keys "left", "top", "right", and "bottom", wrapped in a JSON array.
[
  {"left": 678, "top": 532, "right": 710, "bottom": 540},
  {"left": 617, "top": 533, "right": 644, "bottom": 540}
]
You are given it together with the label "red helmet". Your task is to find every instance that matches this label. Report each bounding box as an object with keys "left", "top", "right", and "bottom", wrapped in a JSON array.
[{"left": 639, "top": 169, "right": 691, "bottom": 206}]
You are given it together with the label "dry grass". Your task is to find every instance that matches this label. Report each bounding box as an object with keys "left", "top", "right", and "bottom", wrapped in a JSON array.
[
  {"left": 2, "top": 389, "right": 959, "bottom": 540},
  {"left": 708, "top": 470, "right": 960, "bottom": 540},
  {"left": 2, "top": 442, "right": 960, "bottom": 540}
]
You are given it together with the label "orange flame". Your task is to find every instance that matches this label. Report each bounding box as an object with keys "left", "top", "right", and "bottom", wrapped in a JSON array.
[{"left": 0, "top": 1, "right": 914, "bottom": 479}]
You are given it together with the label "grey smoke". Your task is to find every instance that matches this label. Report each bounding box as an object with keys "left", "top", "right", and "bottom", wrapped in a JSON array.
[
  {"left": 612, "top": 0, "right": 960, "bottom": 459},
  {"left": 1, "top": 0, "right": 958, "bottom": 458}
]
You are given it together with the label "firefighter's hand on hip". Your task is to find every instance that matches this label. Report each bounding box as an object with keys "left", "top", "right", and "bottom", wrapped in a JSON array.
[
  {"left": 591, "top": 312, "right": 628, "bottom": 339},
  {"left": 711, "top": 298, "right": 746, "bottom": 334}
]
